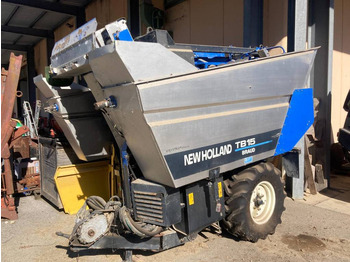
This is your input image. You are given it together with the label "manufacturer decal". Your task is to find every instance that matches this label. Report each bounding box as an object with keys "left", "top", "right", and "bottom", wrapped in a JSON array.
[
  {"left": 236, "top": 139, "right": 273, "bottom": 156},
  {"left": 165, "top": 129, "right": 280, "bottom": 180},
  {"left": 184, "top": 144, "right": 232, "bottom": 166}
]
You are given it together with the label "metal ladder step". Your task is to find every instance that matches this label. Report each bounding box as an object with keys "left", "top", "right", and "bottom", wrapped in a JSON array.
[{"left": 23, "top": 101, "right": 38, "bottom": 138}]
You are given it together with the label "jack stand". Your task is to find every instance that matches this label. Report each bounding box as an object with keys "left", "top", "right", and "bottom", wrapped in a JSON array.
[{"left": 122, "top": 250, "right": 132, "bottom": 262}]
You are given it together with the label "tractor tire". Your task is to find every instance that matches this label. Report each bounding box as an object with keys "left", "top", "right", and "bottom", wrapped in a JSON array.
[{"left": 223, "top": 162, "right": 286, "bottom": 242}]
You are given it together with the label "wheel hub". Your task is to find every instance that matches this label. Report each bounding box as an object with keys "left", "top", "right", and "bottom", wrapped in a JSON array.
[{"left": 250, "top": 181, "right": 276, "bottom": 225}]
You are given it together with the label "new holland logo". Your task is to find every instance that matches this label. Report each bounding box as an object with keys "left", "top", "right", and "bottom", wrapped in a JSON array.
[
  {"left": 184, "top": 144, "right": 233, "bottom": 166},
  {"left": 165, "top": 130, "right": 279, "bottom": 180}
]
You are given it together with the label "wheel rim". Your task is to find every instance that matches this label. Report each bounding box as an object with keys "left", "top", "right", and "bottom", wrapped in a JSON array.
[{"left": 249, "top": 181, "right": 276, "bottom": 225}]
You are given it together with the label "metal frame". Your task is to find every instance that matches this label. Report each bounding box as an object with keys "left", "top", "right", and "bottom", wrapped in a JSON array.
[
  {"left": 307, "top": 0, "right": 334, "bottom": 187},
  {"left": 326, "top": 0, "right": 334, "bottom": 187},
  {"left": 2, "top": 0, "right": 83, "bottom": 16},
  {"left": 27, "top": 46, "right": 36, "bottom": 107},
  {"left": 1, "top": 44, "right": 30, "bottom": 52},
  {"left": 70, "top": 230, "right": 186, "bottom": 262},
  {"left": 164, "top": 0, "right": 186, "bottom": 10},
  {"left": 285, "top": 0, "right": 334, "bottom": 196},
  {"left": 284, "top": 0, "right": 308, "bottom": 199},
  {"left": 174, "top": 44, "right": 254, "bottom": 54},
  {"left": 128, "top": 0, "right": 140, "bottom": 38},
  {"left": 1, "top": 25, "right": 54, "bottom": 38},
  {"left": 1, "top": 0, "right": 91, "bottom": 106},
  {"left": 243, "top": 0, "right": 263, "bottom": 47}
]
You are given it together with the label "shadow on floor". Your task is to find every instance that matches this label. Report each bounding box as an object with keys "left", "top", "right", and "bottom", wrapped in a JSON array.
[{"left": 319, "top": 173, "right": 350, "bottom": 204}]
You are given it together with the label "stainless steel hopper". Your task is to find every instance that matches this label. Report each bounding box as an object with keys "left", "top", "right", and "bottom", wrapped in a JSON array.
[
  {"left": 36, "top": 19, "right": 317, "bottom": 188},
  {"left": 84, "top": 43, "right": 317, "bottom": 187}
]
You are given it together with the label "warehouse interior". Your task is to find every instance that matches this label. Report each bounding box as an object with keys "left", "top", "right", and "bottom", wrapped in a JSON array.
[
  {"left": 2, "top": 0, "right": 348, "bottom": 185},
  {"left": 1, "top": 0, "right": 349, "bottom": 261}
]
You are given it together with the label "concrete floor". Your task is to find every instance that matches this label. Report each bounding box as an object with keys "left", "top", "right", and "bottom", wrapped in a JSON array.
[{"left": 2, "top": 174, "right": 350, "bottom": 262}]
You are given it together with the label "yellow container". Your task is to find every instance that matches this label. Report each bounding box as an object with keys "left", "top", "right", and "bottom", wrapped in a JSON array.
[{"left": 54, "top": 161, "right": 110, "bottom": 214}]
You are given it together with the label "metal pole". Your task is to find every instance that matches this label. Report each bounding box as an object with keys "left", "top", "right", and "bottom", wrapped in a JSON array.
[
  {"left": 308, "top": 0, "right": 334, "bottom": 188},
  {"left": 326, "top": 0, "right": 334, "bottom": 187},
  {"left": 243, "top": 0, "right": 263, "bottom": 47},
  {"left": 129, "top": 0, "right": 140, "bottom": 38},
  {"left": 284, "top": 0, "right": 308, "bottom": 199},
  {"left": 27, "top": 47, "right": 36, "bottom": 107}
]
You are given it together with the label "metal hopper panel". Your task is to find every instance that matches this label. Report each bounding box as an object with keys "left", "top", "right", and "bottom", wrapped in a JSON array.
[
  {"left": 87, "top": 47, "right": 317, "bottom": 188},
  {"left": 34, "top": 75, "right": 112, "bottom": 161}
]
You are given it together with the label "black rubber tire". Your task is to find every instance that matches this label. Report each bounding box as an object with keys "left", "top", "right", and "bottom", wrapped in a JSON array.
[{"left": 222, "top": 162, "right": 286, "bottom": 242}]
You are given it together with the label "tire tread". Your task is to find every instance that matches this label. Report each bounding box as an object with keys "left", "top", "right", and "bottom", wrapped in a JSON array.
[{"left": 223, "top": 162, "right": 286, "bottom": 242}]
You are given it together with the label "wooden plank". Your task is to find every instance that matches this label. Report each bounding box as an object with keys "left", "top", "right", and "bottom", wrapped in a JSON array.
[
  {"left": 271, "top": 155, "right": 282, "bottom": 170},
  {"left": 315, "top": 163, "right": 325, "bottom": 184},
  {"left": 304, "top": 136, "right": 317, "bottom": 194},
  {"left": 33, "top": 38, "right": 47, "bottom": 76}
]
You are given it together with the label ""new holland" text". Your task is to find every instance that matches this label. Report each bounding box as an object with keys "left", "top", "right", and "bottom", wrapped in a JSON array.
[{"left": 184, "top": 144, "right": 232, "bottom": 166}]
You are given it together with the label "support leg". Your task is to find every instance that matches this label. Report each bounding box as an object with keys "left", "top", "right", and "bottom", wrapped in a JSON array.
[
  {"left": 122, "top": 250, "right": 133, "bottom": 262},
  {"left": 282, "top": 137, "right": 305, "bottom": 199}
]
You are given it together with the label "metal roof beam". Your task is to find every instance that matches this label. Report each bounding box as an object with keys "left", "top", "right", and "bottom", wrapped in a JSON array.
[
  {"left": 4, "top": 5, "right": 19, "bottom": 25},
  {"left": 1, "top": 44, "right": 30, "bottom": 52},
  {"left": 2, "top": 0, "right": 81, "bottom": 16},
  {"left": 2, "top": 25, "right": 54, "bottom": 38},
  {"left": 28, "top": 11, "right": 47, "bottom": 28}
]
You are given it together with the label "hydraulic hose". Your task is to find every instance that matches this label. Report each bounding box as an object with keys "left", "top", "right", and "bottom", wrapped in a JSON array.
[
  {"left": 119, "top": 206, "right": 163, "bottom": 237},
  {"left": 266, "top": 45, "right": 286, "bottom": 53},
  {"left": 77, "top": 196, "right": 162, "bottom": 238},
  {"left": 86, "top": 196, "right": 107, "bottom": 210},
  {"left": 125, "top": 210, "right": 163, "bottom": 236},
  {"left": 105, "top": 196, "right": 122, "bottom": 210}
]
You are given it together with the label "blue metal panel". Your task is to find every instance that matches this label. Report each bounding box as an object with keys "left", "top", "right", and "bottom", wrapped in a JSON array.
[
  {"left": 121, "top": 142, "right": 129, "bottom": 166},
  {"left": 274, "top": 88, "right": 314, "bottom": 155},
  {"left": 114, "top": 29, "right": 133, "bottom": 41},
  {"left": 194, "top": 52, "right": 226, "bottom": 58},
  {"left": 193, "top": 52, "right": 232, "bottom": 69}
]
